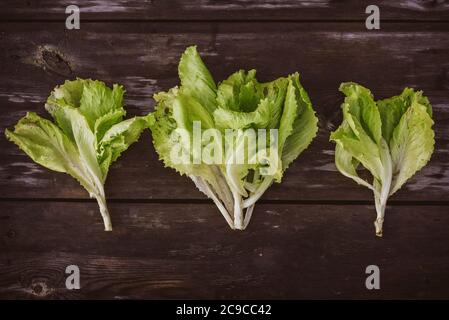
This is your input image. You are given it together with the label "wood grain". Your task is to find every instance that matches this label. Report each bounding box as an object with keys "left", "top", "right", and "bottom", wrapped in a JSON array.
[
  {"left": 1, "top": 1, "right": 449, "bottom": 301},
  {"left": 0, "top": 22, "right": 448, "bottom": 201},
  {"left": 0, "top": 202, "right": 448, "bottom": 299},
  {"left": 0, "top": 0, "right": 448, "bottom": 21}
]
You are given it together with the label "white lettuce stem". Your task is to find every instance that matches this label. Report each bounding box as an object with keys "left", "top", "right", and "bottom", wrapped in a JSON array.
[
  {"left": 374, "top": 193, "right": 384, "bottom": 236},
  {"left": 233, "top": 191, "right": 244, "bottom": 230},
  {"left": 214, "top": 167, "right": 234, "bottom": 214},
  {"left": 243, "top": 204, "right": 255, "bottom": 230},
  {"left": 95, "top": 193, "right": 112, "bottom": 231},
  {"left": 207, "top": 190, "right": 235, "bottom": 229},
  {"left": 190, "top": 175, "right": 235, "bottom": 229},
  {"left": 242, "top": 176, "right": 273, "bottom": 209},
  {"left": 374, "top": 139, "right": 393, "bottom": 237},
  {"left": 85, "top": 173, "right": 112, "bottom": 231},
  {"left": 209, "top": 189, "right": 235, "bottom": 229},
  {"left": 242, "top": 170, "right": 259, "bottom": 229}
]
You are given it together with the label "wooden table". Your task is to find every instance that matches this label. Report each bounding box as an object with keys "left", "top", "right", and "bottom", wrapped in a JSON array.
[{"left": 0, "top": 1, "right": 448, "bottom": 299}]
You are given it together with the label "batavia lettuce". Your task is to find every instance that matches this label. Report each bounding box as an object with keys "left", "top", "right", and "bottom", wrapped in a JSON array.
[
  {"left": 5, "top": 79, "right": 148, "bottom": 231},
  {"left": 330, "top": 83, "right": 435, "bottom": 236},
  {"left": 148, "top": 46, "right": 318, "bottom": 230}
]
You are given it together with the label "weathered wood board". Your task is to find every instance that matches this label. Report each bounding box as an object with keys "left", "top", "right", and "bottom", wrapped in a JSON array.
[
  {"left": 0, "top": 22, "right": 448, "bottom": 201},
  {"left": 0, "top": 0, "right": 448, "bottom": 21},
  {"left": 0, "top": 1, "right": 448, "bottom": 300},
  {"left": 1, "top": 203, "right": 448, "bottom": 299}
]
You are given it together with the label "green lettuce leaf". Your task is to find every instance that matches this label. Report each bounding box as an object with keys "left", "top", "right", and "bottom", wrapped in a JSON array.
[
  {"left": 178, "top": 45, "right": 217, "bottom": 114},
  {"left": 149, "top": 46, "right": 318, "bottom": 230},
  {"left": 280, "top": 73, "right": 318, "bottom": 170},
  {"left": 5, "top": 78, "right": 149, "bottom": 231},
  {"left": 330, "top": 83, "right": 434, "bottom": 237}
]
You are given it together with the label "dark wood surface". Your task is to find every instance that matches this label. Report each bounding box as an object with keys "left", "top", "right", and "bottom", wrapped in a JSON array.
[
  {"left": 1, "top": 203, "right": 449, "bottom": 299},
  {"left": 0, "top": 1, "right": 448, "bottom": 299},
  {"left": 1, "top": 22, "right": 448, "bottom": 201},
  {"left": 1, "top": 0, "right": 448, "bottom": 21}
]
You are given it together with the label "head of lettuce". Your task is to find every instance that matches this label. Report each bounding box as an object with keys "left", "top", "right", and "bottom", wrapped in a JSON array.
[
  {"left": 148, "top": 46, "right": 318, "bottom": 230},
  {"left": 330, "top": 83, "right": 435, "bottom": 237},
  {"left": 5, "top": 79, "right": 149, "bottom": 231}
]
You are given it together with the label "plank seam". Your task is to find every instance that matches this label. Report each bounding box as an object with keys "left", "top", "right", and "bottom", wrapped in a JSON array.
[
  {"left": 0, "top": 198, "right": 448, "bottom": 206},
  {"left": 0, "top": 19, "right": 449, "bottom": 23}
]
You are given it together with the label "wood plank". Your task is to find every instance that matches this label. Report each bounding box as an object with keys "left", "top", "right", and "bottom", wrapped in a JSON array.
[
  {"left": 0, "top": 22, "right": 448, "bottom": 201},
  {"left": 0, "top": 202, "right": 448, "bottom": 299},
  {"left": 0, "top": 1, "right": 448, "bottom": 21}
]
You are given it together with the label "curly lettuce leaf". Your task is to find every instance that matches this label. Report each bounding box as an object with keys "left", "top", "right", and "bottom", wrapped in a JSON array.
[
  {"left": 5, "top": 112, "right": 93, "bottom": 190},
  {"left": 280, "top": 73, "right": 318, "bottom": 170},
  {"left": 149, "top": 46, "right": 318, "bottom": 230},
  {"left": 389, "top": 94, "right": 434, "bottom": 195},
  {"left": 5, "top": 78, "right": 148, "bottom": 231},
  {"left": 330, "top": 82, "right": 434, "bottom": 236},
  {"left": 178, "top": 45, "right": 217, "bottom": 114},
  {"left": 214, "top": 71, "right": 288, "bottom": 130}
]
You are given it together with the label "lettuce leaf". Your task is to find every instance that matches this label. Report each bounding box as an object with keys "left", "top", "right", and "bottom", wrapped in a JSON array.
[
  {"left": 149, "top": 46, "right": 318, "bottom": 230},
  {"left": 5, "top": 79, "right": 149, "bottom": 231},
  {"left": 330, "top": 83, "right": 435, "bottom": 236}
]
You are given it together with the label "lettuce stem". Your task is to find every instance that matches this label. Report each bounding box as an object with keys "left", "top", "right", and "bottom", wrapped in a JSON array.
[
  {"left": 243, "top": 204, "right": 255, "bottom": 229},
  {"left": 190, "top": 175, "right": 235, "bottom": 229},
  {"left": 242, "top": 176, "right": 273, "bottom": 208},
  {"left": 374, "top": 193, "right": 384, "bottom": 236},
  {"left": 233, "top": 191, "right": 244, "bottom": 230},
  {"left": 95, "top": 194, "right": 112, "bottom": 231},
  {"left": 374, "top": 139, "right": 393, "bottom": 237}
]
